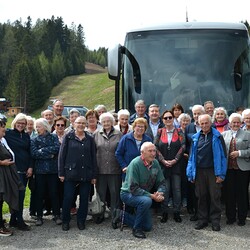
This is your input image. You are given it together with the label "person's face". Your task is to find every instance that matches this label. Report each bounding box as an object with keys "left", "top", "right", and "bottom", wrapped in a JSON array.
[
  {"left": 142, "top": 144, "right": 156, "bottom": 162},
  {"left": 27, "top": 121, "right": 34, "bottom": 132},
  {"left": 55, "top": 120, "right": 65, "bottom": 133},
  {"left": 43, "top": 111, "right": 54, "bottom": 123},
  {"left": 87, "top": 115, "right": 98, "bottom": 126},
  {"left": 74, "top": 117, "right": 86, "bottom": 132},
  {"left": 215, "top": 110, "right": 226, "bottom": 123},
  {"left": 162, "top": 112, "right": 174, "bottom": 127},
  {"left": 173, "top": 108, "right": 182, "bottom": 118},
  {"left": 69, "top": 112, "right": 79, "bottom": 124},
  {"left": 230, "top": 117, "right": 242, "bottom": 131},
  {"left": 135, "top": 104, "right": 146, "bottom": 116},
  {"left": 97, "top": 108, "right": 106, "bottom": 116},
  {"left": 101, "top": 117, "right": 112, "bottom": 131},
  {"left": 119, "top": 115, "right": 129, "bottom": 128},
  {"left": 180, "top": 118, "right": 191, "bottom": 130},
  {"left": 192, "top": 108, "right": 203, "bottom": 123},
  {"left": 15, "top": 119, "right": 27, "bottom": 132},
  {"left": 53, "top": 101, "right": 64, "bottom": 116},
  {"left": 134, "top": 123, "right": 146, "bottom": 137},
  {"left": 36, "top": 123, "right": 46, "bottom": 135},
  {"left": 199, "top": 116, "right": 212, "bottom": 134},
  {"left": 243, "top": 113, "right": 250, "bottom": 128},
  {"left": 0, "top": 125, "right": 6, "bottom": 139},
  {"left": 205, "top": 103, "right": 214, "bottom": 116},
  {"left": 149, "top": 107, "right": 160, "bottom": 121}
]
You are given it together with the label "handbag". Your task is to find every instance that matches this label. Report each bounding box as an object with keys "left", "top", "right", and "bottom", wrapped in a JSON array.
[{"left": 88, "top": 185, "right": 104, "bottom": 215}]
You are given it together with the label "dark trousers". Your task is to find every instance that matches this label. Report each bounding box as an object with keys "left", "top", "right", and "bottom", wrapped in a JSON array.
[
  {"left": 0, "top": 199, "right": 3, "bottom": 227},
  {"left": 187, "top": 182, "right": 197, "bottom": 214},
  {"left": 62, "top": 180, "right": 91, "bottom": 224},
  {"left": 35, "top": 174, "right": 60, "bottom": 218},
  {"left": 224, "top": 169, "right": 250, "bottom": 222},
  {"left": 195, "top": 168, "right": 222, "bottom": 225}
]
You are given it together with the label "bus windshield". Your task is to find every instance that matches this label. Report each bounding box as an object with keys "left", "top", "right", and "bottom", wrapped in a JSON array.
[{"left": 123, "top": 29, "right": 250, "bottom": 114}]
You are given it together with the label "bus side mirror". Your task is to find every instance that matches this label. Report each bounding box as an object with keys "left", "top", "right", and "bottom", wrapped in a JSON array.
[{"left": 108, "top": 44, "right": 122, "bottom": 81}]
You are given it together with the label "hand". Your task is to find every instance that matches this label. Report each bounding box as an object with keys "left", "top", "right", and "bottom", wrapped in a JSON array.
[
  {"left": 122, "top": 167, "right": 127, "bottom": 173},
  {"left": 229, "top": 151, "right": 239, "bottom": 159},
  {"left": 26, "top": 167, "right": 33, "bottom": 178},
  {"left": 151, "top": 192, "right": 164, "bottom": 202},
  {"left": 91, "top": 179, "right": 96, "bottom": 185},
  {"left": 216, "top": 177, "right": 223, "bottom": 183},
  {"left": 59, "top": 176, "right": 65, "bottom": 182},
  {"left": 0, "top": 159, "right": 14, "bottom": 166}
]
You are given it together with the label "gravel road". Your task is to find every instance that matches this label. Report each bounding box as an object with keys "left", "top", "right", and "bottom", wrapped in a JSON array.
[{"left": 2, "top": 208, "right": 250, "bottom": 250}]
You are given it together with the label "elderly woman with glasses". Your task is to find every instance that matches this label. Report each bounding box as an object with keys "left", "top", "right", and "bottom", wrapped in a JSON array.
[
  {"left": 154, "top": 110, "right": 186, "bottom": 223},
  {"left": 5, "top": 113, "right": 33, "bottom": 231},
  {"left": 53, "top": 116, "right": 68, "bottom": 143}
]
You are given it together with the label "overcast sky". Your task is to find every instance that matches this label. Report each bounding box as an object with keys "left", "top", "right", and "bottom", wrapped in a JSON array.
[{"left": 0, "top": 0, "right": 249, "bottom": 50}]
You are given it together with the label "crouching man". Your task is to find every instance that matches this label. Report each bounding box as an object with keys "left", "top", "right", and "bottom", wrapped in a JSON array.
[{"left": 112, "top": 142, "right": 165, "bottom": 239}]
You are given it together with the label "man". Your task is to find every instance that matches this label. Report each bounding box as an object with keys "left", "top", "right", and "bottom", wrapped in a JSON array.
[
  {"left": 145, "top": 104, "right": 164, "bottom": 140},
  {"left": 204, "top": 101, "right": 215, "bottom": 117},
  {"left": 129, "top": 100, "right": 149, "bottom": 124},
  {"left": 64, "top": 108, "right": 80, "bottom": 133},
  {"left": 112, "top": 142, "right": 165, "bottom": 239},
  {"left": 186, "top": 114, "right": 227, "bottom": 231},
  {"left": 52, "top": 99, "right": 64, "bottom": 117},
  {"left": 41, "top": 109, "right": 54, "bottom": 127}
]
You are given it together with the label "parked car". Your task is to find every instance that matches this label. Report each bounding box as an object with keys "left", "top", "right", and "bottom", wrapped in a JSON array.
[{"left": 47, "top": 105, "right": 88, "bottom": 118}]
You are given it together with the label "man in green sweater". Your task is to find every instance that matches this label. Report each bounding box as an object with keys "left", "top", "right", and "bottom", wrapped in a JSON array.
[{"left": 112, "top": 142, "right": 165, "bottom": 239}]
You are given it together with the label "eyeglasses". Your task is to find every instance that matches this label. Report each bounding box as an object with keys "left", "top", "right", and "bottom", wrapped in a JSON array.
[
  {"left": 16, "top": 122, "right": 27, "bottom": 125},
  {"left": 163, "top": 116, "right": 173, "bottom": 120},
  {"left": 56, "top": 124, "right": 65, "bottom": 127}
]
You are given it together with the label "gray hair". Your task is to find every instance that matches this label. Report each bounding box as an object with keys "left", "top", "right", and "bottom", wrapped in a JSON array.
[
  {"left": 135, "top": 99, "right": 146, "bottom": 108},
  {"left": 229, "top": 113, "right": 243, "bottom": 123},
  {"left": 212, "top": 107, "right": 228, "bottom": 123},
  {"left": 26, "top": 115, "right": 36, "bottom": 123},
  {"left": 242, "top": 109, "right": 250, "bottom": 118},
  {"left": 177, "top": 113, "right": 191, "bottom": 123},
  {"left": 11, "top": 113, "right": 28, "bottom": 129},
  {"left": 41, "top": 109, "right": 53, "bottom": 117},
  {"left": 198, "top": 114, "right": 212, "bottom": 124},
  {"left": 94, "top": 104, "right": 107, "bottom": 112},
  {"left": 35, "top": 118, "right": 51, "bottom": 133},
  {"left": 99, "top": 112, "right": 115, "bottom": 125},
  {"left": 192, "top": 104, "right": 205, "bottom": 114},
  {"left": 69, "top": 108, "right": 80, "bottom": 115},
  {"left": 117, "top": 109, "right": 130, "bottom": 119},
  {"left": 140, "top": 142, "right": 155, "bottom": 153}
]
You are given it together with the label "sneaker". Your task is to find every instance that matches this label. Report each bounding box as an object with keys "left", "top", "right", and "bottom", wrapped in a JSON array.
[
  {"left": 53, "top": 216, "right": 62, "bottom": 225},
  {"left": 112, "top": 209, "right": 121, "bottom": 229},
  {"left": 70, "top": 207, "right": 77, "bottom": 215},
  {"left": 0, "top": 225, "right": 13, "bottom": 237},
  {"left": 35, "top": 217, "right": 43, "bottom": 226}
]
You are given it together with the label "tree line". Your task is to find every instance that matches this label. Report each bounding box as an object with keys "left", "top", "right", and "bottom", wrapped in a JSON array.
[{"left": 0, "top": 16, "right": 107, "bottom": 113}]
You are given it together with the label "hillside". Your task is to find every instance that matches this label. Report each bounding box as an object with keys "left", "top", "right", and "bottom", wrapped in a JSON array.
[{"left": 43, "top": 63, "right": 115, "bottom": 113}]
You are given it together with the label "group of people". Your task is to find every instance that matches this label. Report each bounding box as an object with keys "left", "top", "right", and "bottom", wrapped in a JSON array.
[{"left": 0, "top": 99, "right": 250, "bottom": 239}]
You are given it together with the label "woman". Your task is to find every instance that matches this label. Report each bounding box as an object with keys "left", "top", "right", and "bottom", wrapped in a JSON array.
[
  {"left": 212, "top": 107, "right": 230, "bottom": 133},
  {"left": 0, "top": 119, "right": 24, "bottom": 236},
  {"left": 242, "top": 109, "right": 250, "bottom": 131},
  {"left": 53, "top": 116, "right": 67, "bottom": 143},
  {"left": 115, "top": 117, "right": 152, "bottom": 181},
  {"left": 85, "top": 109, "right": 101, "bottom": 135},
  {"left": 177, "top": 113, "right": 191, "bottom": 208},
  {"left": 171, "top": 103, "right": 184, "bottom": 128},
  {"left": 5, "top": 113, "right": 33, "bottom": 231},
  {"left": 222, "top": 113, "right": 250, "bottom": 226},
  {"left": 26, "top": 116, "right": 37, "bottom": 139},
  {"left": 58, "top": 116, "right": 97, "bottom": 231},
  {"left": 94, "top": 112, "right": 122, "bottom": 224},
  {"left": 64, "top": 108, "right": 80, "bottom": 134},
  {"left": 154, "top": 110, "right": 185, "bottom": 223},
  {"left": 114, "top": 109, "right": 133, "bottom": 135},
  {"left": 30, "top": 118, "right": 61, "bottom": 226}
]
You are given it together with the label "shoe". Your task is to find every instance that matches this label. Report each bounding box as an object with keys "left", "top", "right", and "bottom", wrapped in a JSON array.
[
  {"left": 212, "top": 224, "right": 221, "bottom": 231},
  {"left": 70, "top": 207, "right": 77, "bottom": 215},
  {"left": 173, "top": 212, "right": 182, "bottom": 223},
  {"left": 35, "top": 217, "right": 43, "bottom": 226},
  {"left": 62, "top": 223, "right": 69, "bottom": 231},
  {"left": 9, "top": 218, "right": 18, "bottom": 228},
  {"left": 190, "top": 214, "right": 198, "bottom": 221},
  {"left": 226, "top": 219, "right": 236, "bottom": 225},
  {"left": 43, "top": 210, "right": 52, "bottom": 216},
  {"left": 160, "top": 212, "right": 168, "bottom": 223},
  {"left": 17, "top": 222, "right": 30, "bottom": 231},
  {"left": 77, "top": 222, "right": 85, "bottom": 230},
  {"left": 132, "top": 228, "right": 146, "bottom": 239},
  {"left": 0, "top": 225, "right": 13, "bottom": 237},
  {"left": 94, "top": 216, "right": 104, "bottom": 224},
  {"left": 195, "top": 222, "right": 208, "bottom": 230},
  {"left": 112, "top": 209, "right": 121, "bottom": 229},
  {"left": 53, "top": 216, "right": 62, "bottom": 225},
  {"left": 237, "top": 220, "right": 246, "bottom": 226}
]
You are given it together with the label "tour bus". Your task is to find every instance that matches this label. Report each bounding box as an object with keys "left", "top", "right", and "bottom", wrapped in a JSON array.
[{"left": 108, "top": 22, "right": 250, "bottom": 114}]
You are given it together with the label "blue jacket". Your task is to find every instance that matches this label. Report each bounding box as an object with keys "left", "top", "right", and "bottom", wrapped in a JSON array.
[
  {"left": 186, "top": 127, "right": 227, "bottom": 181},
  {"left": 115, "top": 131, "right": 152, "bottom": 180},
  {"left": 31, "top": 132, "right": 60, "bottom": 174}
]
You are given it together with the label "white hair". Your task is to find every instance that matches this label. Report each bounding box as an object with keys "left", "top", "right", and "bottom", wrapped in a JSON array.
[
  {"left": 117, "top": 109, "right": 130, "bottom": 119},
  {"left": 140, "top": 142, "right": 155, "bottom": 153},
  {"left": 177, "top": 113, "right": 191, "bottom": 123},
  {"left": 242, "top": 109, "right": 250, "bottom": 118},
  {"left": 212, "top": 107, "right": 228, "bottom": 123},
  {"left": 192, "top": 105, "right": 205, "bottom": 113},
  {"left": 229, "top": 113, "right": 243, "bottom": 123},
  {"left": 99, "top": 112, "right": 115, "bottom": 125},
  {"left": 35, "top": 118, "right": 51, "bottom": 133}
]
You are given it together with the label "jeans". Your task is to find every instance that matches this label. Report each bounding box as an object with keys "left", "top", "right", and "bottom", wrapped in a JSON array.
[
  {"left": 11, "top": 173, "right": 28, "bottom": 223},
  {"left": 120, "top": 192, "right": 152, "bottom": 231},
  {"left": 161, "top": 174, "right": 181, "bottom": 213},
  {"left": 62, "top": 180, "right": 91, "bottom": 224}
]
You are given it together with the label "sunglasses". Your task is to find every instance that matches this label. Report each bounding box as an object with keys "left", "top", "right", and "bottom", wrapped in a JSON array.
[
  {"left": 56, "top": 124, "right": 65, "bottom": 127},
  {"left": 163, "top": 116, "right": 173, "bottom": 120}
]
